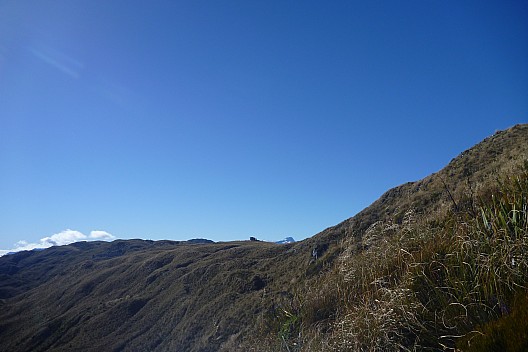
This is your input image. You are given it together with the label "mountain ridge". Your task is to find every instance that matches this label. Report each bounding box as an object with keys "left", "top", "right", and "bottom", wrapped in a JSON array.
[
  {"left": 0, "top": 124, "right": 526, "bottom": 351},
  {"left": 305, "top": 124, "right": 528, "bottom": 253}
]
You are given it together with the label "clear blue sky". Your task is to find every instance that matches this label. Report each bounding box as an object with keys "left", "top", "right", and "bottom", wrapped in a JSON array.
[{"left": 0, "top": 1, "right": 526, "bottom": 252}]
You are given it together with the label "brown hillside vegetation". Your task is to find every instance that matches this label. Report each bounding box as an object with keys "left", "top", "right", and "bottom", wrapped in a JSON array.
[
  {"left": 0, "top": 124, "right": 527, "bottom": 351},
  {"left": 0, "top": 240, "right": 305, "bottom": 352}
]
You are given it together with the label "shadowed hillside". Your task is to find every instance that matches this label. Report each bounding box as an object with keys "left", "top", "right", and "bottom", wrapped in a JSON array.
[
  {"left": 0, "top": 240, "right": 305, "bottom": 351},
  {"left": 0, "top": 124, "right": 527, "bottom": 351}
]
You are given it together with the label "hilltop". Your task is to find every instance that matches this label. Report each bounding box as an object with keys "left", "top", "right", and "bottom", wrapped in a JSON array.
[{"left": 0, "top": 124, "right": 527, "bottom": 351}]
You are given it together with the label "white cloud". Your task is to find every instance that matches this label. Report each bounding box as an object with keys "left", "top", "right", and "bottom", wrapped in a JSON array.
[
  {"left": 40, "top": 229, "right": 87, "bottom": 246},
  {"left": 0, "top": 229, "right": 116, "bottom": 256},
  {"left": 89, "top": 230, "right": 114, "bottom": 240}
]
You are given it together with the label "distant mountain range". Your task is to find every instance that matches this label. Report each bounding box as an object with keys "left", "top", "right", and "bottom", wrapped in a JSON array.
[
  {"left": 2, "top": 247, "right": 46, "bottom": 256},
  {"left": 275, "top": 236, "right": 296, "bottom": 244},
  {"left": 0, "top": 124, "right": 526, "bottom": 351}
]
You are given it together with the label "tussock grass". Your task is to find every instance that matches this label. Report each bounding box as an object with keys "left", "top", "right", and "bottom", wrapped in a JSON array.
[{"left": 269, "top": 165, "right": 528, "bottom": 351}]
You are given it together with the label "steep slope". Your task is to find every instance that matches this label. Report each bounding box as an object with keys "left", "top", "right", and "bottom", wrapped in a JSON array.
[
  {"left": 0, "top": 124, "right": 526, "bottom": 351},
  {"left": 305, "top": 124, "right": 528, "bottom": 256}
]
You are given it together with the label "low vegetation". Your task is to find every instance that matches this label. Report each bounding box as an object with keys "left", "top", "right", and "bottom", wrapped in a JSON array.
[
  {"left": 0, "top": 125, "right": 526, "bottom": 351},
  {"left": 262, "top": 163, "right": 528, "bottom": 351}
]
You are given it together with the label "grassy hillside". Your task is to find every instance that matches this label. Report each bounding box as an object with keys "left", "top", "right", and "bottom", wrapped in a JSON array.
[
  {"left": 257, "top": 162, "right": 528, "bottom": 351},
  {"left": 0, "top": 124, "right": 527, "bottom": 351},
  {"left": 0, "top": 240, "right": 306, "bottom": 351}
]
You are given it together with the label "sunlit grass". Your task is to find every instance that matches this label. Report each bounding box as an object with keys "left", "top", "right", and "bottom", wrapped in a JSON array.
[{"left": 262, "top": 163, "right": 528, "bottom": 351}]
